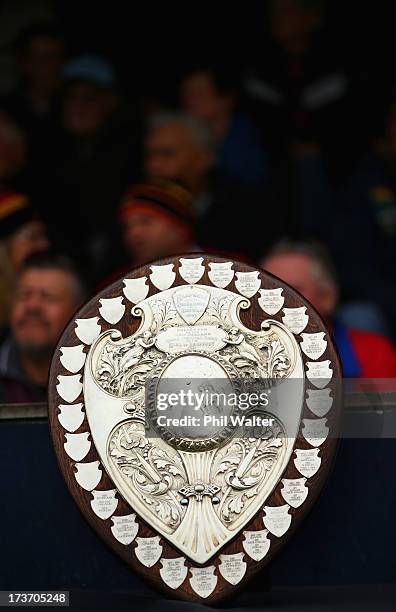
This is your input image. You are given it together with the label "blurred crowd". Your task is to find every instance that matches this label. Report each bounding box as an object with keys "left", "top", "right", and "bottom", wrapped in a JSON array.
[{"left": 2, "top": 0, "right": 396, "bottom": 402}]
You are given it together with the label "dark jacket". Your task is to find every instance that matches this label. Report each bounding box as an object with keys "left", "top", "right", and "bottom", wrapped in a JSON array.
[{"left": 0, "top": 336, "right": 46, "bottom": 404}]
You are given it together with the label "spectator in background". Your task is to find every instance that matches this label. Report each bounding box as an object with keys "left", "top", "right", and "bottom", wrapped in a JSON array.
[
  {"left": 0, "top": 192, "right": 49, "bottom": 330},
  {"left": 289, "top": 95, "right": 396, "bottom": 339},
  {"left": 144, "top": 112, "right": 288, "bottom": 260},
  {"left": 0, "top": 111, "right": 28, "bottom": 193},
  {"left": 180, "top": 66, "right": 270, "bottom": 185},
  {"left": 243, "top": 0, "right": 362, "bottom": 181},
  {"left": 48, "top": 55, "right": 140, "bottom": 285},
  {"left": 119, "top": 179, "right": 196, "bottom": 267},
  {"left": 1, "top": 23, "right": 64, "bottom": 139},
  {"left": 262, "top": 240, "right": 396, "bottom": 377},
  {"left": 0, "top": 253, "right": 86, "bottom": 403}
]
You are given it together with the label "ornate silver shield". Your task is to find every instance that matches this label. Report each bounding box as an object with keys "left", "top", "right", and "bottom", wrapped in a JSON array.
[{"left": 49, "top": 255, "right": 341, "bottom": 603}]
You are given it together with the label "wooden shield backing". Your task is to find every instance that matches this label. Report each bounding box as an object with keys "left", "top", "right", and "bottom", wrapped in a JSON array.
[{"left": 48, "top": 254, "right": 342, "bottom": 604}]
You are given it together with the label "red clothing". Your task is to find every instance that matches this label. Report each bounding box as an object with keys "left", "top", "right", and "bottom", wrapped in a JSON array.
[{"left": 348, "top": 328, "right": 396, "bottom": 378}]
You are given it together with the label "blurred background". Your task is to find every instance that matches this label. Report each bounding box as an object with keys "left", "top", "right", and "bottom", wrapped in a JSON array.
[{"left": 2, "top": 0, "right": 396, "bottom": 405}]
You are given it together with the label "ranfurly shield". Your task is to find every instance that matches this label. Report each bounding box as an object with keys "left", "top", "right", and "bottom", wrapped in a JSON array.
[{"left": 48, "top": 254, "right": 341, "bottom": 604}]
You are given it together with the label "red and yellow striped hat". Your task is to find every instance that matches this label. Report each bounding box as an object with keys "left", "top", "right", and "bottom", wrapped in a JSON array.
[
  {"left": 0, "top": 190, "right": 33, "bottom": 239},
  {"left": 119, "top": 179, "right": 194, "bottom": 228}
]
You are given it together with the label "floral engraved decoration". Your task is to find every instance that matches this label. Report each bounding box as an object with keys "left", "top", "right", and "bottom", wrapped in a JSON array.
[
  {"left": 211, "top": 420, "right": 285, "bottom": 525},
  {"left": 96, "top": 333, "right": 163, "bottom": 402},
  {"left": 109, "top": 422, "right": 187, "bottom": 528}
]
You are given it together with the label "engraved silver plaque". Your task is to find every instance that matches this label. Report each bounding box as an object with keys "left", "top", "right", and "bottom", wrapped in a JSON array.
[
  {"left": 306, "top": 360, "right": 333, "bottom": 388},
  {"left": 294, "top": 449, "right": 321, "bottom": 478},
  {"left": 242, "top": 529, "right": 270, "bottom": 561},
  {"left": 306, "top": 388, "right": 333, "bottom": 417},
  {"left": 179, "top": 257, "right": 205, "bottom": 284},
  {"left": 300, "top": 332, "right": 327, "bottom": 360},
  {"left": 208, "top": 261, "right": 234, "bottom": 288},
  {"left": 189, "top": 566, "right": 217, "bottom": 598},
  {"left": 135, "top": 536, "right": 163, "bottom": 567},
  {"left": 235, "top": 271, "right": 261, "bottom": 298},
  {"left": 302, "top": 418, "right": 329, "bottom": 447},
  {"left": 263, "top": 504, "right": 291, "bottom": 537},
  {"left": 219, "top": 553, "right": 247, "bottom": 585},
  {"left": 258, "top": 288, "right": 284, "bottom": 315},
  {"left": 159, "top": 557, "right": 188, "bottom": 589},
  {"left": 111, "top": 513, "right": 138, "bottom": 545},
  {"left": 282, "top": 307, "right": 309, "bottom": 334},
  {"left": 90, "top": 489, "right": 118, "bottom": 519},
  {"left": 281, "top": 477, "right": 308, "bottom": 508}
]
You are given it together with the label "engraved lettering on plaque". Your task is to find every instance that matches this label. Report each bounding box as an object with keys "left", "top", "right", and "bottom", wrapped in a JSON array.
[
  {"left": 302, "top": 418, "right": 329, "bottom": 447},
  {"left": 208, "top": 261, "right": 234, "bottom": 288},
  {"left": 300, "top": 332, "right": 327, "bottom": 360},
  {"left": 90, "top": 489, "right": 118, "bottom": 520},
  {"left": 258, "top": 288, "right": 284, "bottom": 315},
  {"left": 64, "top": 431, "right": 91, "bottom": 461},
  {"left": 111, "top": 513, "right": 138, "bottom": 545},
  {"left": 160, "top": 557, "right": 188, "bottom": 589},
  {"left": 58, "top": 403, "right": 84, "bottom": 432},
  {"left": 57, "top": 374, "right": 82, "bottom": 403},
  {"left": 242, "top": 529, "right": 270, "bottom": 561},
  {"left": 281, "top": 477, "right": 308, "bottom": 508},
  {"left": 219, "top": 553, "right": 247, "bottom": 585},
  {"left": 173, "top": 286, "right": 210, "bottom": 324},
  {"left": 74, "top": 460, "right": 102, "bottom": 491},
  {"left": 179, "top": 257, "right": 205, "bottom": 284},
  {"left": 306, "top": 360, "right": 333, "bottom": 388},
  {"left": 150, "top": 264, "right": 176, "bottom": 290},
  {"left": 123, "top": 277, "right": 149, "bottom": 303},
  {"left": 282, "top": 307, "right": 309, "bottom": 334},
  {"left": 156, "top": 325, "right": 228, "bottom": 354},
  {"left": 99, "top": 297, "right": 125, "bottom": 324},
  {"left": 75, "top": 317, "right": 101, "bottom": 345},
  {"left": 263, "top": 505, "right": 291, "bottom": 537},
  {"left": 60, "top": 345, "right": 86, "bottom": 374},
  {"left": 189, "top": 566, "right": 217, "bottom": 598},
  {"left": 135, "top": 536, "right": 163, "bottom": 568},
  {"left": 306, "top": 388, "right": 333, "bottom": 417},
  {"left": 294, "top": 448, "right": 321, "bottom": 478},
  {"left": 235, "top": 271, "right": 261, "bottom": 298}
]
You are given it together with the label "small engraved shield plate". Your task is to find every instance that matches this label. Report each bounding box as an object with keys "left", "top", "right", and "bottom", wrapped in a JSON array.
[
  {"left": 300, "top": 332, "right": 327, "bottom": 360},
  {"left": 135, "top": 536, "right": 163, "bottom": 568},
  {"left": 258, "top": 288, "right": 284, "bottom": 315},
  {"left": 160, "top": 557, "right": 188, "bottom": 589},
  {"left": 263, "top": 505, "right": 292, "bottom": 537},
  {"left": 282, "top": 307, "right": 309, "bottom": 334},
  {"left": 219, "top": 553, "right": 247, "bottom": 585},
  {"left": 281, "top": 478, "right": 308, "bottom": 508},
  {"left": 179, "top": 257, "right": 205, "bottom": 284},
  {"left": 242, "top": 529, "right": 270, "bottom": 561},
  {"left": 189, "top": 566, "right": 217, "bottom": 598}
]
